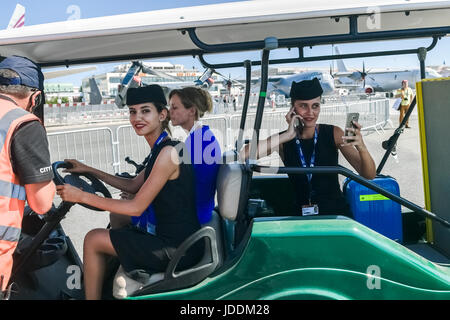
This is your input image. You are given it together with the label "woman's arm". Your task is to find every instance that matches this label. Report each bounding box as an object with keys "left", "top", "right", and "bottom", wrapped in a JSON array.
[
  {"left": 335, "top": 123, "right": 376, "bottom": 180},
  {"left": 63, "top": 159, "right": 145, "bottom": 194},
  {"left": 240, "top": 110, "right": 300, "bottom": 161},
  {"left": 57, "top": 147, "right": 179, "bottom": 216}
]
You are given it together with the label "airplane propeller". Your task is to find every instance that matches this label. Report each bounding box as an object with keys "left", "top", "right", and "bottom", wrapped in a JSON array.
[
  {"left": 357, "top": 61, "right": 367, "bottom": 87},
  {"left": 214, "top": 69, "right": 243, "bottom": 88},
  {"left": 195, "top": 68, "right": 243, "bottom": 90}
]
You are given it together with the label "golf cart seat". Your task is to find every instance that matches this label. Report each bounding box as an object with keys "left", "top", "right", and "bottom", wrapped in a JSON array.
[
  {"left": 112, "top": 211, "right": 223, "bottom": 298},
  {"left": 112, "top": 159, "right": 244, "bottom": 298}
]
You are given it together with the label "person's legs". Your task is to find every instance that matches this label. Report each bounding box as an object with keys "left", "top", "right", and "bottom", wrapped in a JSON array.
[
  {"left": 109, "top": 213, "right": 131, "bottom": 229},
  {"left": 399, "top": 105, "right": 406, "bottom": 126},
  {"left": 83, "top": 228, "right": 117, "bottom": 300},
  {"left": 405, "top": 104, "right": 410, "bottom": 128}
]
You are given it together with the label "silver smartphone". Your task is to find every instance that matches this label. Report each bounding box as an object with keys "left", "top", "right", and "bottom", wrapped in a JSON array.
[
  {"left": 344, "top": 112, "right": 359, "bottom": 137},
  {"left": 292, "top": 112, "right": 304, "bottom": 134}
]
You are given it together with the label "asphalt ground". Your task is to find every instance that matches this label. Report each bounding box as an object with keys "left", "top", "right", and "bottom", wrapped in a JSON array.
[{"left": 57, "top": 110, "right": 425, "bottom": 261}]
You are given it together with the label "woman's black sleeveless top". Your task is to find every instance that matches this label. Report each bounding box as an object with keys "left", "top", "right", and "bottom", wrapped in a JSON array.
[
  {"left": 282, "top": 124, "right": 351, "bottom": 216},
  {"left": 144, "top": 139, "right": 200, "bottom": 246}
]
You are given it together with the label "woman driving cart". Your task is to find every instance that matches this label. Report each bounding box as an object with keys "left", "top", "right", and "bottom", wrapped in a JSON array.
[{"left": 56, "top": 85, "right": 203, "bottom": 300}]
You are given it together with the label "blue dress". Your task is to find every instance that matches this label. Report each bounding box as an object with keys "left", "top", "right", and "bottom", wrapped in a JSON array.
[{"left": 185, "top": 125, "right": 221, "bottom": 224}]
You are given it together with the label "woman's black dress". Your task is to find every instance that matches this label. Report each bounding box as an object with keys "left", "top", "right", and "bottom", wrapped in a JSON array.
[
  {"left": 109, "top": 139, "right": 203, "bottom": 274},
  {"left": 282, "top": 124, "right": 351, "bottom": 217}
]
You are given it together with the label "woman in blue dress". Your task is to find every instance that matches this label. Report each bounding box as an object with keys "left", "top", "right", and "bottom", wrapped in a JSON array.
[{"left": 169, "top": 87, "right": 222, "bottom": 224}]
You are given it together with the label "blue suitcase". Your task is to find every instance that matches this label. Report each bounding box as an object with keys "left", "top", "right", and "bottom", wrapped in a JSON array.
[{"left": 343, "top": 175, "right": 403, "bottom": 243}]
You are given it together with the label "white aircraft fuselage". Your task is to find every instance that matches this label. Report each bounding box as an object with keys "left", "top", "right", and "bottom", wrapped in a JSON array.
[
  {"left": 338, "top": 68, "right": 442, "bottom": 92},
  {"left": 265, "top": 71, "right": 335, "bottom": 97}
]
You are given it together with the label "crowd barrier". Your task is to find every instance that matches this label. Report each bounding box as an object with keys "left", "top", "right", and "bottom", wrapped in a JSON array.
[
  {"left": 47, "top": 127, "right": 116, "bottom": 175},
  {"left": 47, "top": 98, "right": 391, "bottom": 177},
  {"left": 44, "top": 103, "right": 128, "bottom": 126}
]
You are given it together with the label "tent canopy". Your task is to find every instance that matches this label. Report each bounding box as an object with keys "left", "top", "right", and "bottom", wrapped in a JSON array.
[{"left": 0, "top": 0, "right": 449, "bottom": 67}]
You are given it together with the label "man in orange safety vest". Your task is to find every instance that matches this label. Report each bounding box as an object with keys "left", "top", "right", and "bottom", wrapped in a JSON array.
[{"left": 0, "top": 56, "right": 55, "bottom": 297}]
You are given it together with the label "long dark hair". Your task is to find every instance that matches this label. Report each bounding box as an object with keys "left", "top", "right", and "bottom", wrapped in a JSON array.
[{"left": 153, "top": 102, "right": 171, "bottom": 136}]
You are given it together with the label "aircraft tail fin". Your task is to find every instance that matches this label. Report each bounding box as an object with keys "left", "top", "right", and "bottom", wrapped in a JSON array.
[
  {"left": 7, "top": 4, "right": 25, "bottom": 29},
  {"left": 89, "top": 78, "right": 103, "bottom": 105},
  {"left": 334, "top": 46, "right": 348, "bottom": 73}
]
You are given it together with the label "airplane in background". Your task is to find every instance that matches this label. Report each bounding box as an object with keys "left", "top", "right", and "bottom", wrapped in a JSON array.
[
  {"left": 429, "top": 64, "right": 450, "bottom": 77},
  {"left": 106, "top": 61, "right": 335, "bottom": 107},
  {"left": 113, "top": 61, "right": 237, "bottom": 108},
  {"left": 333, "top": 46, "right": 442, "bottom": 93},
  {"left": 7, "top": 3, "right": 25, "bottom": 29},
  {"left": 253, "top": 71, "right": 335, "bottom": 98}
]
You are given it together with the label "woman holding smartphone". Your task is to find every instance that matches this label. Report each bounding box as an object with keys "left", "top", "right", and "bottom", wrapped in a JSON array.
[
  {"left": 56, "top": 85, "right": 203, "bottom": 299},
  {"left": 242, "top": 78, "right": 376, "bottom": 217}
]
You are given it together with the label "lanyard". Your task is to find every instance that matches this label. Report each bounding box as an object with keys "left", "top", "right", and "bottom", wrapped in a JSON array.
[
  {"left": 131, "top": 130, "right": 168, "bottom": 233},
  {"left": 295, "top": 126, "right": 318, "bottom": 203},
  {"left": 154, "top": 131, "right": 168, "bottom": 147}
]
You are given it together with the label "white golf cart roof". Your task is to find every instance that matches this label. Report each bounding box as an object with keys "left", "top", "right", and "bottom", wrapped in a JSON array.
[{"left": 0, "top": 0, "right": 449, "bottom": 67}]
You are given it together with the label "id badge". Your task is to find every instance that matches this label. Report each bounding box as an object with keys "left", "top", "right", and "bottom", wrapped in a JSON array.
[{"left": 302, "top": 204, "right": 319, "bottom": 216}]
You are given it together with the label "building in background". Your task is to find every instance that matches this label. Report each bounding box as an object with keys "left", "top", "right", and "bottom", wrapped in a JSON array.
[
  {"left": 81, "top": 62, "right": 212, "bottom": 102},
  {"left": 44, "top": 83, "right": 82, "bottom": 103}
]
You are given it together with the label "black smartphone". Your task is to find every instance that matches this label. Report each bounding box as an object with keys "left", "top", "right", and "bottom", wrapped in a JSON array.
[
  {"left": 344, "top": 112, "right": 359, "bottom": 137},
  {"left": 292, "top": 111, "right": 303, "bottom": 134}
]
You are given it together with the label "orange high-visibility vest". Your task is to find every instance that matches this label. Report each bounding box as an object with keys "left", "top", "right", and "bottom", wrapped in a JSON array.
[{"left": 0, "top": 97, "right": 39, "bottom": 291}]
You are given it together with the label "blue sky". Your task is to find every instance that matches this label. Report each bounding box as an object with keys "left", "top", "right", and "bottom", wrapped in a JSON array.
[{"left": 1, "top": 0, "right": 449, "bottom": 86}]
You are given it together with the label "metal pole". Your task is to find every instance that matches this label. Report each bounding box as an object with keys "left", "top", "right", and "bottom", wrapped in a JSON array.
[
  {"left": 418, "top": 47, "right": 427, "bottom": 79},
  {"left": 197, "top": 37, "right": 439, "bottom": 70},
  {"left": 248, "top": 37, "right": 278, "bottom": 161},
  {"left": 377, "top": 47, "right": 428, "bottom": 174},
  {"left": 377, "top": 97, "right": 416, "bottom": 174},
  {"left": 236, "top": 60, "right": 252, "bottom": 153},
  {"left": 252, "top": 165, "right": 450, "bottom": 229}
]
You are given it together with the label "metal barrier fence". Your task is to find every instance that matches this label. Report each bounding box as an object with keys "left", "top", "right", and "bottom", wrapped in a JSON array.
[
  {"left": 43, "top": 93, "right": 390, "bottom": 127},
  {"left": 45, "top": 104, "right": 129, "bottom": 126},
  {"left": 47, "top": 127, "right": 116, "bottom": 175},
  {"left": 44, "top": 94, "right": 265, "bottom": 126},
  {"left": 46, "top": 99, "right": 391, "bottom": 176},
  {"left": 115, "top": 125, "right": 150, "bottom": 174}
]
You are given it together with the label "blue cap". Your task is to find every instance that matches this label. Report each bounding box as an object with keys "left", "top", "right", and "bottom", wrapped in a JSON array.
[{"left": 0, "top": 55, "right": 44, "bottom": 91}]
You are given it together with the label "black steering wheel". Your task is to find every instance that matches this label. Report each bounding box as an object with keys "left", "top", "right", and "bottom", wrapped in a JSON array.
[{"left": 52, "top": 161, "right": 112, "bottom": 211}]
